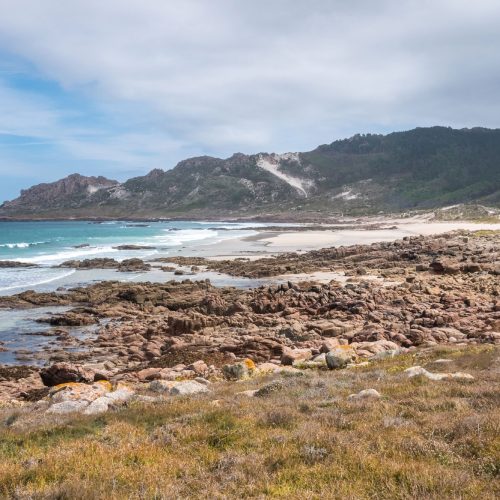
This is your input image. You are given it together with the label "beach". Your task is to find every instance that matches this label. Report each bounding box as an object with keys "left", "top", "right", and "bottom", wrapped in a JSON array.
[{"left": 0, "top": 218, "right": 499, "bottom": 295}]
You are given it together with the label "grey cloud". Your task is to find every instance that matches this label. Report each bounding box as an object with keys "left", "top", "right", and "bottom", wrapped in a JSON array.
[{"left": 0, "top": 0, "right": 499, "bottom": 166}]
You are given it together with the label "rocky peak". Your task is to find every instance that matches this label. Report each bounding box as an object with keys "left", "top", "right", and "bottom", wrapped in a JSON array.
[{"left": 1, "top": 173, "right": 119, "bottom": 213}]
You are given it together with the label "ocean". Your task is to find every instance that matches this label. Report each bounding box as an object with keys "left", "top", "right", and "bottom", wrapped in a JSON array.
[
  {"left": 0, "top": 220, "right": 267, "bottom": 293},
  {"left": 0, "top": 219, "right": 281, "bottom": 365}
]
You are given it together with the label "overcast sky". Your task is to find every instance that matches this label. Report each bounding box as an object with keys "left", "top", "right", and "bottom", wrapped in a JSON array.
[{"left": 0, "top": 0, "right": 499, "bottom": 201}]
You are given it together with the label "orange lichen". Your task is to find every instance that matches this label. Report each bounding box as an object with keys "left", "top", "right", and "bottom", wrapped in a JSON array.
[
  {"left": 338, "top": 345, "right": 354, "bottom": 351},
  {"left": 95, "top": 380, "right": 113, "bottom": 392},
  {"left": 244, "top": 359, "right": 256, "bottom": 371}
]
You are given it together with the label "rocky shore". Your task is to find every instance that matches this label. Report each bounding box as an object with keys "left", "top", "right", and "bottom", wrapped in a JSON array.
[{"left": 0, "top": 229, "right": 498, "bottom": 410}]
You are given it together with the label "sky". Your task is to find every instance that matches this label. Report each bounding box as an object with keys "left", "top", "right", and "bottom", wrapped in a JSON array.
[{"left": 0, "top": 0, "right": 499, "bottom": 202}]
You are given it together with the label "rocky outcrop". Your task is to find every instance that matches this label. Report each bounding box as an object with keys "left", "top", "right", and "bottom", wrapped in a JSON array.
[
  {"left": 112, "top": 245, "right": 155, "bottom": 250},
  {"left": 40, "top": 363, "right": 96, "bottom": 386},
  {"left": 0, "top": 173, "right": 118, "bottom": 215},
  {"left": 0, "top": 230, "right": 498, "bottom": 403},
  {"left": 158, "top": 229, "right": 499, "bottom": 279},
  {"left": 117, "top": 258, "right": 151, "bottom": 272},
  {"left": 0, "top": 261, "right": 39, "bottom": 268},
  {"left": 58, "top": 257, "right": 151, "bottom": 272},
  {"left": 59, "top": 258, "right": 120, "bottom": 269}
]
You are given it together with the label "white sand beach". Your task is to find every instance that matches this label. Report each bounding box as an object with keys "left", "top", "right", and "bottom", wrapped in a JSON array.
[{"left": 257, "top": 222, "right": 499, "bottom": 252}]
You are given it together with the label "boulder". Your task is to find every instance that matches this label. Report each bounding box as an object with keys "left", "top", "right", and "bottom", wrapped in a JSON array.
[
  {"left": 325, "top": 346, "right": 357, "bottom": 370},
  {"left": 117, "top": 258, "right": 151, "bottom": 272},
  {"left": 222, "top": 359, "right": 256, "bottom": 380},
  {"left": 320, "top": 338, "right": 341, "bottom": 353},
  {"left": 255, "top": 380, "right": 285, "bottom": 398},
  {"left": 83, "top": 386, "right": 135, "bottom": 415},
  {"left": 352, "top": 340, "right": 400, "bottom": 357},
  {"left": 136, "top": 368, "right": 164, "bottom": 381},
  {"left": 429, "top": 259, "right": 459, "bottom": 275},
  {"left": 187, "top": 360, "right": 208, "bottom": 376},
  {"left": 222, "top": 362, "right": 248, "bottom": 380},
  {"left": 0, "top": 261, "right": 38, "bottom": 268},
  {"left": 281, "top": 348, "right": 312, "bottom": 366},
  {"left": 49, "top": 380, "right": 112, "bottom": 403},
  {"left": 40, "top": 363, "right": 96, "bottom": 387},
  {"left": 170, "top": 380, "right": 210, "bottom": 396},
  {"left": 83, "top": 397, "right": 110, "bottom": 415},
  {"left": 46, "top": 400, "right": 89, "bottom": 414}
]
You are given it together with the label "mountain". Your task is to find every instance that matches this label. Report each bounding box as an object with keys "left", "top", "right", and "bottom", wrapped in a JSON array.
[
  {"left": 1, "top": 127, "right": 499, "bottom": 219},
  {"left": 0, "top": 174, "right": 118, "bottom": 215}
]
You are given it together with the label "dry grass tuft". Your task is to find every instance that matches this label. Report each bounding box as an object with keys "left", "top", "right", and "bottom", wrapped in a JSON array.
[{"left": 0, "top": 345, "right": 499, "bottom": 498}]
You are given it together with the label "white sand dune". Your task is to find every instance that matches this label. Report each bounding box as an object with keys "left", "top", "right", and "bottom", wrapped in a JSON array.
[{"left": 256, "top": 154, "right": 309, "bottom": 197}]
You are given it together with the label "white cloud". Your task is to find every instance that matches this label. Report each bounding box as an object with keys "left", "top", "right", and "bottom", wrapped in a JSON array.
[{"left": 0, "top": 0, "right": 499, "bottom": 182}]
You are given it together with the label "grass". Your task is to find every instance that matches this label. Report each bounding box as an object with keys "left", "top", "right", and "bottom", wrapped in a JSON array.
[{"left": 0, "top": 345, "right": 499, "bottom": 499}]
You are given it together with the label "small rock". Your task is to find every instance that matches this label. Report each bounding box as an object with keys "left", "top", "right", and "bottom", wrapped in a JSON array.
[
  {"left": 236, "top": 390, "right": 258, "bottom": 397},
  {"left": 194, "top": 377, "right": 211, "bottom": 386},
  {"left": 281, "top": 348, "right": 312, "bottom": 366},
  {"left": 257, "top": 362, "right": 281, "bottom": 373},
  {"left": 222, "top": 362, "right": 249, "bottom": 380},
  {"left": 170, "top": 380, "right": 210, "bottom": 396},
  {"left": 187, "top": 360, "right": 208, "bottom": 376},
  {"left": 348, "top": 389, "right": 381, "bottom": 401},
  {"left": 255, "top": 380, "right": 285, "bottom": 397}
]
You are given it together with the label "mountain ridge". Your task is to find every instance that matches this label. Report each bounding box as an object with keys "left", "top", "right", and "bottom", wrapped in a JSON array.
[{"left": 1, "top": 126, "right": 499, "bottom": 219}]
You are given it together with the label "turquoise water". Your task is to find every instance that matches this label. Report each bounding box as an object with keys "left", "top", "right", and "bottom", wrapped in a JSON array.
[
  {"left": 0, "top": 306, "right": 98, "bottom": 366},
  {"left": 0, "top": 220, "right": 278, "bottom": 365},
  {"left": 0, "top": 220, "right": 263, "bottom": 292}
]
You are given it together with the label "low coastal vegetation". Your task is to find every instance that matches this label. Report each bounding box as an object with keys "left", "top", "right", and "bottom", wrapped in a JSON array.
[{"left": 0, "top": 345, "right": 498, "bottom": 499}]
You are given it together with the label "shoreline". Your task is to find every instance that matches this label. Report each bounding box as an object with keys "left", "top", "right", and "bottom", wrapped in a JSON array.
[
  {"left": 0, "top": 220, "right": 498, "bottom": 296},
  {"left": 0, "top": 227, "right": 498, "bottom": 376}
]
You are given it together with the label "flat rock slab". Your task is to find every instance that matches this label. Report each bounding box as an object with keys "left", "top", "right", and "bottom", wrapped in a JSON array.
[{"left": 404, "top": 366, "right": 474, "bottom": 380}]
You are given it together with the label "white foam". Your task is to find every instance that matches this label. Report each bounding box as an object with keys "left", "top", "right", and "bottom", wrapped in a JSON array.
[
  {"left": 197, "top": 221, "right": 269, "bottom": 229},
  {"left": 0, "top": 241, "right": 48, "bottom": 249},
  {"left": 154, "top": 228, "right": 219, "bottom": 246},
  {"left": 198, "top": 230, "right": 257, "bottom": 247},
  {"left": 0, "top": 269, "right": 76, "bottom": 292},
  {"left": 16, "top": 246, "right": 119, "bottom": 265}
]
